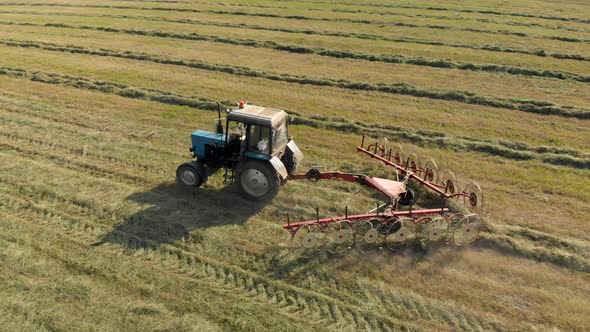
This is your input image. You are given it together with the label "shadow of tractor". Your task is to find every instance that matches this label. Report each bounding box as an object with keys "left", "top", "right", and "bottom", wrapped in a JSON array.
[{"left": 95, "top": 183, "right": 265, "bottom": 248}]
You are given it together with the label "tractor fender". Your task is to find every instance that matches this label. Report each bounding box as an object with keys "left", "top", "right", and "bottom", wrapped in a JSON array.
[
  {"left": 270, "top": 156, "right": 289, "bottom": 180},
  {"left": 286, "top": 140, "right": 304, "bottom": 163},
  {"left": 282, "top": 140, "right": 304, "bottom": 176}
]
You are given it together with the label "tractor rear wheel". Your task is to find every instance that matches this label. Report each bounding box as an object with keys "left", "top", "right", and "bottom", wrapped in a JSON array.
[
  {"left": 237, "top": 160, "right": 280, "bottom": 201},
  {"left": 176, "top": 161, "right": 207, "bottom": 188}
]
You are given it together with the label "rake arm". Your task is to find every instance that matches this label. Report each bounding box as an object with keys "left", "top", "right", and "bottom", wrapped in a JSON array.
[{"left": 289, "top": 169, "right": 408, "bottom": 199}]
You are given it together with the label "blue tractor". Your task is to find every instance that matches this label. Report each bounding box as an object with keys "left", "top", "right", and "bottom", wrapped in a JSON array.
[{"left": 176, "top": 102, "right": 303, "bottom": 201}]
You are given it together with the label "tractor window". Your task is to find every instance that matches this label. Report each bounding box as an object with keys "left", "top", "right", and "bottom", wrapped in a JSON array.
[
  {"left": 272, "top": 121, "right": 288, "bottom": 153},
  {"left": 248, "top": 125, "right": 271, "bottom": 154},
  {"left": 228, "top": 121, "right": 245, "bottom": 140}
]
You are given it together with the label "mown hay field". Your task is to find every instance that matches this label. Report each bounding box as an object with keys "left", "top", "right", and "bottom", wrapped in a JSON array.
[{"left": 0, "top": 0, "right": 589, "bottom": 331}]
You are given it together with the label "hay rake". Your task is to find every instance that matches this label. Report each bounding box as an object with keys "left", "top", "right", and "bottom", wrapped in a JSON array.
[{"left": 284, "top": 137, "right": 484, "bottom": 254}]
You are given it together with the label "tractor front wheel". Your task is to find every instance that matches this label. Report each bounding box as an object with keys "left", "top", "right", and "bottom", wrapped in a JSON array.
[
  {"left": 176, "top": 161, "right": 207, "bottom": 189},
  {"left": 237, "top": 160, "right": 280, "bottom": 201}
]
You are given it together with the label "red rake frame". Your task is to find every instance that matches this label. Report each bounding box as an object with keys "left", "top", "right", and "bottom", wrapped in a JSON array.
[{"left": 283, "top": 137, "right": 476, "bottom": 236}]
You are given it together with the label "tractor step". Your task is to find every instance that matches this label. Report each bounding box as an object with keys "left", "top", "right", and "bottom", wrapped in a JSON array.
[{"left": 223, "top": 168, "right": 235, "bottom": 184}]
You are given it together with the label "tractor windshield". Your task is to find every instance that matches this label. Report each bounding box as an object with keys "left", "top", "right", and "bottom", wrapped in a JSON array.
[
  {"left": 272, "top": 121, "right": 288, "bottom": 153},
  {"left": 228, "top": 121, "right": 245, "bottom": 140}
]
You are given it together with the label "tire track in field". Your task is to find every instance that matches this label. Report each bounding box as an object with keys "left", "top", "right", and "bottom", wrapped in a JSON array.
[
  {"left": 4, "top": 110, "right": 589, "bottom": 274},
  {"left": 149, "top": 0, "right": 590, "bottom": 33},
  {"left": 6, "top": 155, "right": 590, "bottom": 275},
  {"left": 120, "top": 0, "right": 286, "bottom": 9},
  {"left": 0, "top": 132, "right": 158, "bottom": 186},
  {"left": 0, "top": 124, "right": 158, "bottom": 175},
  {"left": 0, "top": 102, "right": 182, "bottom": 159},
  {"left": 4, "top": 35, "right": 588, "bottom": 85},
  {"left": 0, "top": 179, "right": 510, "bottom": 331},
  {"left": 497, "top": 224, "right": 590, "bottom": 258},
  {"left": 137, "top": 0, "right": 590, "bottom": 34},
  {"left": 0, "top": 93, "right": 179, "bottom": 138},
  {"left": 2, "top": 38, "right": 590, "bottom": 120},
  {"left": 4, "top": 10, "right": 589, "bottom": 62},
  {"left": 475, "top": 233, "right": 590, "bottom": 273},
  {"left": 0, "top": 141, "right": 148, "bottom": 186},
  {"left": 7, "top": 88, "right": 589, "bottom": 173},
  {"left": 0, "top": 209, "right": 317, "bottom": 331},
  {"left": 322, "top": 8, "right": 590, "bottom": 33},
  {"left": 1, "top": 174, "right": 585, "bottom": 329},
  {"left": 0, "top": 192, "right": 417, "bottom": 331},
  {"left": 290, "top": 116, "right": 590, "bottom": 169},
  {"left": 1, "top": 66, "right": 588, "bottom": 170},
  {"left": 3, "top": 20, "right": 589, "bottom": 83},
  {"left": 280, "top": 0, "right": 590, "bottom": 25},
  {"left": 2, "top": 2, "right": 589, "bottom": 44}
]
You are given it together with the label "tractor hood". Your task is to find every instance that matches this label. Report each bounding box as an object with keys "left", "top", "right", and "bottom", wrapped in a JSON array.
[
  {"left": 191, "top": 130, "right": 225, "bottom": 159},
  {"left": 227, "top": 104, "right": 287, "bottom": 127}
]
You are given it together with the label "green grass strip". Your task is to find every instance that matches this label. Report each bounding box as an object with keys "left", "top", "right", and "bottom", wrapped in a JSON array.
[
  {"left": 2, "top": 2, "right": 589, "bottom": 44},
  {"left": 4, "top": 9, "right": 589, "bottom": 63},
  {"left": 2, "top": 36, "right": 589, "bottom": 121},
  {"left": 111, "top": 0, "right": 590, "bottom": 34},
  {"left": 290, "top": 116, "right": 590, "bottom": 169},
  {"left": 0, "top": 65, "right": 587, "bottom": 170},
  {"left": 283, "top": 0, "right": 590, "bottom": 24},
  {"left": 328, "top": 8, "right": 590, "bottom": 33}
]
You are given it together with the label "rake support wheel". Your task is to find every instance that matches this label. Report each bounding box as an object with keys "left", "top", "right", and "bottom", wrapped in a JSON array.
[
  {"left": 406, "top": 152, "right": 420, "bottom": 173},
  {"left": 326, "top": 220, "right": 354, "bottom": 254},
  {"left": 462, "top": 181, "right": 485, "bottom": 214},
  {"left": 422, "top": 158, "right": 438, "bottom": 183},
  {"left": 292, "top": 224, "right": 326, "bottom": 257},
  {"left": 419, "top": 216, "right": 450, "bottom": 245},
  {"left": 452, "top": 214, "right": 483, "bottom": 246},
  {"left": 384, "top": 217, "right": 416, "bottom": 252},
  {"left": 355, "top": 218, "right": 382, "bottom": 252},
  {"left": 438, "top": 169, "right": 459, "bottom": 195},
  {"left": 391, "top": 144, "right": 405, "bottom": 165}
]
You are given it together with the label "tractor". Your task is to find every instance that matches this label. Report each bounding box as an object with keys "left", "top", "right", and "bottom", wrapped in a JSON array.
[{"left": 176, "top": 101, "right": 303, "bottom": 200}]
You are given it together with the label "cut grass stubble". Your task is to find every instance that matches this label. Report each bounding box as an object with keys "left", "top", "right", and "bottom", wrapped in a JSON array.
[
  {"left": 1, "top": 35, "right": 588, "bottom": 121},
  {"left": 3, "top": 9, "right": 590, "bottom": 63},
  {"left": 1, "top": 65, "right": 588, "bottom": 171}
]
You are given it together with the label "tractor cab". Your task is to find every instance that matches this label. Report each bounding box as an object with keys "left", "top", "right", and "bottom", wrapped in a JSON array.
[
  {"left": 177, "top": 102, "right": 303, "bottom": 201},
  {"left": 226, "top": 104, "right": 289, "bottom": 160}
]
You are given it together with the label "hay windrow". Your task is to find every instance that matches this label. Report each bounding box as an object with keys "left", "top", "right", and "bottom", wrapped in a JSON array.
[
  {"left": 2, "top": 2, "right": 590, "bottom": 43},
  {"left": 476, "top": 234, "right": 590, "bottom": 273},
  {"left": 2, "top": 37, "right": 589, "bottom": 121},
  {"left": 1, "top": 65, "right": 588, "bottom": 170},
  {"left": 281, "top": 0, "right": 590, "bottom": 24},
  {"left": 4, "top": 10, "right": 589, "bottom": 62}
]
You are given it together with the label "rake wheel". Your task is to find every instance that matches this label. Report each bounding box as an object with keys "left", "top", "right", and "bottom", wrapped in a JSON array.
[
  {"left": 438, "top": 168, "right": 459, "bottom": 195},
  {"left": 383, "top": 217, "right": 416, "bottom": 252},
  {"left": 462, "top": 181, "right": 485, "bottom": 214},
  {"left": 422, "top": 158, "right": 438, "bottom": 183},
  {"left": 451, "top": 214, "right": 483, "bottom": 246},
  {"left": 392, "top": 144, "right": 405, "bottom": 165},
  {"left": 291, "top": 224, "right": 325, "bottom": 257},
  {"left": 419, "top": 216, "right": 449, "bottom": 245},
  {"left": 355, "top": 218, "right": 382, "bottom": 252},
  {"left": 406, "top": 152, "right": 420, "bottom": 173},
  {"left": 326, "top": 220, "right": 354, "bottom": 254}
]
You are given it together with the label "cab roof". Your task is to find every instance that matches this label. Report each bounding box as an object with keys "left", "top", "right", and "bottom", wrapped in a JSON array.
[{"left": 227, "top": 104, "right": 287, "bottom": 127}]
